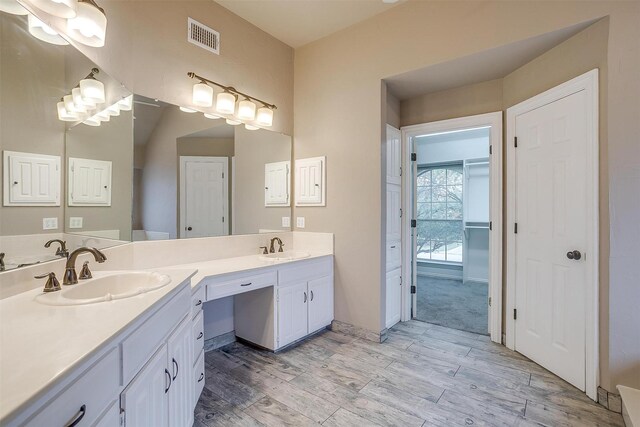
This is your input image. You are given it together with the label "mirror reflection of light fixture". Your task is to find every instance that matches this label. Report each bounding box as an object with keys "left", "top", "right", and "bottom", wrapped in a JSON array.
[
  {"left": 79, "top": 69, "right": 105, "bottom": 105},
  {"left": 28, "top": 14, "right": 69, "bottom": 45},
  {"left": 0, "top": 0, "right": 29, "bottom": 15},
  {"left": 83, "top": 116, "right": 101, "bottom": 126},
  {"left": 31, "top": 0, "right": 77, "bottom": 18},
  {"left": 117, "top": 95, "right": 133, "bottom": 111},
  {"left": 225, "top": 118, "right": 241, "bottom": 126},
  {"left": 66, "top": 0, "right": 107, "bottom": 47},
  {"left": 192, "top": 82, "right": 213, "bottom": 107},
  {"left": 216, "top": 91, "right": 236, "bottom": 115},
  {"left": 179, "top": 106, "right": 197, "bottom": 113},
  {"left": 256, "top": 107, "right": 274, "bottom": 127},
  {"left": 95, "top": 109, "right": 110, "bottom": 122},
  {"left": 237, "top": 99, "right": 256, "bottom": 121},
  {"left": 245, "top": 124, "right": 259, "bottom": 131},
  {"left": 106, "top": 104, "right": 120, "bottom": 116},
  {"left": 204, "top": 113, "right": 221, "bottom": 120},
  {"left": 57, "top": 100, "right": 79, "bottom": 121}
]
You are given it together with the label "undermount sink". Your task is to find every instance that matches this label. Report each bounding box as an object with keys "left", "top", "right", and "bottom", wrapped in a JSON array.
[
  {"left": 260, "top": 251, "right": 311, "bottom": 261},
  {"left": 35, "top": 271, "right": 171, "bottom": 306}
]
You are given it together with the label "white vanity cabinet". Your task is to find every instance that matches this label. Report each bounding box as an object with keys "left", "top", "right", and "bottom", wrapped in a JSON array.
[{"left": 191, "top": 283, "right": 206, "bottom": 408}]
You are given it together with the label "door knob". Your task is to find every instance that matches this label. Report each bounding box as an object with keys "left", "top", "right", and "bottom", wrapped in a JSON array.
[
  {"left": 187, "top": 226, "right": 193, "bottom": 231},
  {"left": 566, "top": 250, "right": 582, "bottom": 260}
]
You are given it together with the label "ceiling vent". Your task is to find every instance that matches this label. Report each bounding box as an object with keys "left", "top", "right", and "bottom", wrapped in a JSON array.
[{"left": 187, "top": 17, "right": 220, "bottom": 55}]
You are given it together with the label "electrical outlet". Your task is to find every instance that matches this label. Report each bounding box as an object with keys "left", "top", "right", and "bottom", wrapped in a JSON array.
[
  {"left": 69, "top": 217, "right": 83, "bottom": 229},
  {"left": 282, "top": 216, "right": 290, "bottom": 227},
  {"left": 42, "top": 217, "right": 58, "bottom": 230},
  {"left": 296, "top": 217, "right": 305, "bottom": 229}
]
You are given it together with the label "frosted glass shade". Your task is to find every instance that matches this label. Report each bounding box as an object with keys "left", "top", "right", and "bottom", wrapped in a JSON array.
[
  {"left": 237, "top": 99, "right": 256, "bottom": 121},
  {"left": 0, "top": 0, "right": 29, "bottom": 15},
  {"left": 72, "top": 87, "right": 95, "bottom": 109},
  {"left": 204, "top": 113, "right": 221, "bottom": 120},
  {"left": 83, "top": 116, "right": 101, "bottom": 126},
  {"left": 57, "top": 101, "right": 79, "bottom": 121},
  {"left": 28, "top": 14, "right": 69, "bottom": 46},
  {"left": 245, "top": 124, "right": 259, "bottom": 131},
  {"left": 106, "top": 104, "right": 120, "bottom": 116},
  {"left": 216, "top": 92, "right": 236, "bottom": 115},
  {"left": 192, "top": 83, "right": 213, "bottom": 107},
  {"left": 179, "top": 106, "right": 196, "bottom": 113},
  {"left": 117, "top": 95, "right": 133, "bottom": 111},
  {"left": 64, "top": 94, "right": 86, "bottom": 114},
  {"left": 95, "top": 110, "right": 110, "bottom": 121},
  {"left": 79, "top": 77, "right": 105, "bottom": 104},
  {"left": 31, "top": 0, "right": 77, "bottom": 18},
  {"left": 256, "top": 107, "right": 273, "bottom": 127},
  {"left": 66, "top": 0, "right": 107, "bottom": 47},
  {"left": 225, "top": 118, "right": 241, "bottom": 126}
]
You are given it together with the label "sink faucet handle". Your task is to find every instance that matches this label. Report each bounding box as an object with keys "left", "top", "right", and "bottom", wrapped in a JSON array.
[
  {"left": 79, "top": 261, "right": 93, "bottom": 280},
  {"left": 259, "top": 246, "right": 269, "bottom": 255},
  {"left": 34, "top": 272, "right": 61, "bottom": 293},
  {"left": 278, "top": 242, "right": 284, "bottom": 253}
]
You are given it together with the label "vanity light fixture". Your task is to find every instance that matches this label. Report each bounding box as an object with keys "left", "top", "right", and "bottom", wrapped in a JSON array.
[
  {"left": 225, "top": 118, "right": 241, "bottom": 126},
  {"left": 82, "top": 116, "right": 101, "bottom": 126},
  {"left": 117, "top": 95, "right": 133, "bottom": 111},
  {"left": 95, "top": 109, "right": 110, "bottom": 122},
  {"left": 79, "top": 68, "right": 105, "bottom": 104},
  {"left": 192, "top": 81, "right": 213, "bottom": 107},
  {"left": 187, "top": 71, "right": 277, "bottom": 127},
  {"left": 31, "top": 0, "right": 77, "bottom": 18},
  {"left": 64, "top": 94, "right": 85, "bottom": 114},
  {"left": 204, "top": 113, "right": 221, "bottom": 120},
  {"left": 106, "top": 103, "right": 120, "bottom": 116},
  {"left": 179, "top": 106, "right": 197, "bottom": 113},
  {"left": 0, "top": 0, "right": 29, "bottom": 15},
  {"left": 28, "top": 14, "right": 69, "bottom": 45},
  {"left": 245, "top": 124, "right": 259, "bottom": 131},
  {"left": 72, "top": 87, "right": 95, "bottom": 109},
  {"left": 57, "top": 99, "right": 79, "bottom": 121},
  {"left": 66, "top": 0, "right": 107, "bottom": 47}
]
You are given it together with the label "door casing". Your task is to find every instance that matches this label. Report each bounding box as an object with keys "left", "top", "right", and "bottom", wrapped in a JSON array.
[{"left": 505, "top": 69, "right": 599, "bottom": 400}]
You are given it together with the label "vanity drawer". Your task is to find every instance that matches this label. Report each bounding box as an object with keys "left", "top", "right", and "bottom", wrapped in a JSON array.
[
  {"left": 192, "top": 310, "right": 204, "bottom": 360},
  {"left": 206, "top": 271, "right": 276, "bottom": 300},
  {"left": 278, "top": 256, "right": 333, "bottom": 286},
  {"left": 26, "top": 347, "right": 119, "bottom": 427},
  {"left": 191, "top": 284, "right": 205, "bottom": 319},
  {"left": 194, "top": 350, "right": 205, "bottom": 406},
  {"left": 121, "top": 285, "right": 190, "bottom": 384}
]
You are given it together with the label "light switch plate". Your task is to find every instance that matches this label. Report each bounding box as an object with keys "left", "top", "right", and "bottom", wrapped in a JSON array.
[
  {"left": 69, "top": 217, "right": 83, "bottom": 229},
  {"left": 282, "top": 216, "right": 291, "bottom": 227},
  {"left": 42, "top": 217, "right": 58, "bottom": 230},
  {"left": 296, "top": 217, "right": 305, "bottom": 228}
]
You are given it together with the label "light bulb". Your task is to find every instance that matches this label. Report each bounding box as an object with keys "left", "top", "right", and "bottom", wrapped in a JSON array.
[
  {"left": 225, "top": 118, "right": 241, "bottom": 126},
  {"left": 237, "top": 99, "right": 256, "bottom": 121},
  {"left": 192, "top": 82, "right": 213, "bottom": 107},
  {"left": 179, "top": 106, "right": 197, "bottom": 113},
  {"left": 117, "top": 95, "right": 133, "bottom": 111},
  {"left": 216, "top": 92, "right": 236, "bottom": 115},
  {"left": 28, "top": 14, "right": 69, "bottom": 46},
  {"left": 204, "top": 113, "right": 221, "bottom": 120},
  {"left": 79, "top": 77, "right": 105, "bottom": 104},
  {"left": 0, "top": 0, "right": 29, "bottom": 15},
  {"left": 256, "top": 107, "right": 273, "bottom": 127},
  {"left": 245, "top": 124, "right": 259, "bottom": 131},
  {"left": 31, "top": 0, "right": 77, "bottom": 18},
  {"left": 66, "top": 0, "right": 107, "bottom": 47}
]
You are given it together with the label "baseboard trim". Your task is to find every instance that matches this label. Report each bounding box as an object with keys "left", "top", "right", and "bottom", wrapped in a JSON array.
[
  {"left": 204, "top": 331, "right": 236, "bottom": 352},
  {"left": 598, "top": 386, "right": 622, "bottom": 414},
  {"left": 330, "top": 320, "right": 387, "bottom": 343}
]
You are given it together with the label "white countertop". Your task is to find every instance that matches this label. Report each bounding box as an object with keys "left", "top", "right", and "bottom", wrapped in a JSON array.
[
  {"left": 0, "top": 250, "right": 333, "bottom": 424},
  {"left": 0, "top": 268, "right": 197, "bottom": 424}
]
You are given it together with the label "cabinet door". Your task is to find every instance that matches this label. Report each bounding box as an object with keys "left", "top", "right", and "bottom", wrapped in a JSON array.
[
  {"left": 121, "top": 345, "right": 169, "bottom": 427},
  {"left": 167, "top": 317, "right": 194, "bottom": 427},
  {"left": 386, "top": 125, "right": 402, "bottom": 185},
  {"left": 277, "top": 282, "right": 309, "bottom": 348},
  {"left": 308, "top": 276, "right": 334, "bottom": 333},
  {"left": 265, "top": 161, "right": 290, "bottom": 206},
  {"left": 68, "top": 157, "right": 112, "bottom": 206},
  {"left": 385, "top": 268, "right": 402, "bottom": 328},
  {"left": 387, "top": 183, "right": 402, "bottom": 242}
]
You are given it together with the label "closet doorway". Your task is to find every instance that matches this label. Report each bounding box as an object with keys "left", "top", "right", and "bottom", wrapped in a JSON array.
[{"left": 402, "top": 113, "right": 502, "bottom": 342}]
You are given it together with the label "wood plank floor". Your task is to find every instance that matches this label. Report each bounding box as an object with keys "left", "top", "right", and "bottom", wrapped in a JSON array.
[{"left": 194, "top": 320, "right": 623, "bottom": 427}]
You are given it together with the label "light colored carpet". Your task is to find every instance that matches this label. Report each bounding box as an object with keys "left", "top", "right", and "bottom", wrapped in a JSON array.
[{"left": 416, "top": 276, "right": 488, "bottom": 335}]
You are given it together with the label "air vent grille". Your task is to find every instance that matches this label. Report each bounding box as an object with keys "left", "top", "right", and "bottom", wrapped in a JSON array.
[{"left": 188, "top": 17, "right": 220, "bottom": 55}]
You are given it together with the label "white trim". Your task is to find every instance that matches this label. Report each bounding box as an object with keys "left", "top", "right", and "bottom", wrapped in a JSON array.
[
  {"left": 401, "top": 112, "right": 503, "bottom": 343},
  {"left": 505, "top": 69, "right": 599, "bottom": 400},
  {"left": 179, "top": 156, "right": 229, "bottom": 239}
]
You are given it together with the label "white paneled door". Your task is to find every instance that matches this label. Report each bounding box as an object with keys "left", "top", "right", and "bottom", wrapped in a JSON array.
[
  {"left": 180, "top": 156, "right": 228, "bottom": 238},
  {"left": 514, "top": 89, "right": 590, "bottom": 390}
]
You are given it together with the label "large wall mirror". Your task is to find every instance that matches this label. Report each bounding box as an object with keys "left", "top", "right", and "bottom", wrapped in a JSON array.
[{"left": 0, "top": 11, "right": 292, "bottom": 271}]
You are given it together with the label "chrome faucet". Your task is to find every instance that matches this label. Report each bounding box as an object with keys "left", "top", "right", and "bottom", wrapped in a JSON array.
[
  {"left": 269, "top": 237, "right": 284, "bottom": 253},
  {"left": 64, "top": 247, "right": 107, "bottom": 285},
  {"left": 45, "top": 239, "right": 69, "bottom": 258}
]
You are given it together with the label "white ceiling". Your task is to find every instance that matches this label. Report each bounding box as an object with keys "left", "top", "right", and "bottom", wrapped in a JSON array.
[
  {"left": 215, "top": 0, "right": 405, "bottom": 48},
  {"left": 385, "top": 19, "right": 596, "bottom": 100}
]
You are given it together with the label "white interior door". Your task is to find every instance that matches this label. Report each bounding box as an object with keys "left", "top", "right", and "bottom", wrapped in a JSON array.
[
  {"left": 180, "top": 156, "right": 228, "bottom": 238},
  {"left": 514, "top": 90, "right": 590, "bottom": 390}
]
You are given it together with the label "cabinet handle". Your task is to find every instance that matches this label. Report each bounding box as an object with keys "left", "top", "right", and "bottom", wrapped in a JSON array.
[
  {"left": 195, "top": 299, "right": 202, "bottom": 306},
  {"left": 240, "top": 282, "right": 252, "bottom": 287},
  {"left": 390, "top": 245, "right": 396, "bottom": 248},
  {"left": 198, "top": 372, "right": 204, "bottom": 383},
  {"left": 165, "top": 369, "right": 171, "bottom": 393},
  {"left": 310, "top": 290, "right": 314, "bottom": 301},
  {"left": 303, "top": 292, "right": 307, "bottom": 303},
  {"left": 172, "top": 358, "right": 179, "bottom": 380},
  {"left": 65, "top": 404, "right": 86, "bottom": 427},
  {"left": 197, "top": 332, "right": 203, "bottom": 340}
]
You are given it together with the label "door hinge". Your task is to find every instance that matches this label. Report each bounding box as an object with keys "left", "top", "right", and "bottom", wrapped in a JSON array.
[
  {"left": 514, "top": 137, "right": 518, "bottom": 148},
  {"left": 411, "top": 285, "right": 416, "bottom": 294},
  {"left": 513, "top": 309, "right": 517, "bottom": 320},
  {"left": 488, "top": 297, "right": 492, "bottom": 307},
  {"left": 400, "top": 276, "right": 402, "bottom": 286},
  {"left": 489, "top": 145, "right": 492, "bottom": 155},
  {"left": 120, "top": 409, "right": 125, "bottom": 427},
  {"left": 411, "top": 153, "right": 417, "bottom": 162},
  {"left": 489, "top": 221, "right": 492, "bottom": 231},
  {"left": 399, "top": 166, "right": 402, "bottom": 176},
  {"left": 222, "top": 217, "right": 225, "bottom": 223},
  {"left": 411, "top": 219, "right": 417, "bottom": 228},
  {"left": 399, "top": 208, "right": 402, "bottom": 218},
  {"left": 222, "top": 172, "right": 225, "bottom": 178},
  {"left": 514, "top": 223, "right": 518, "bottom": 234}
]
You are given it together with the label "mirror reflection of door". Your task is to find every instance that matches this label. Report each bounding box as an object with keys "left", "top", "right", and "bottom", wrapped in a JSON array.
[{"left": 180, "top": 157, "right": 228, "bottom": 238}]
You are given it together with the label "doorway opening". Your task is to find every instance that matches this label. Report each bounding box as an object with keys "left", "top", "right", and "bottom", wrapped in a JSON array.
[{"left": 402, "top": 113, "right": 503, "bottom": 342}]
